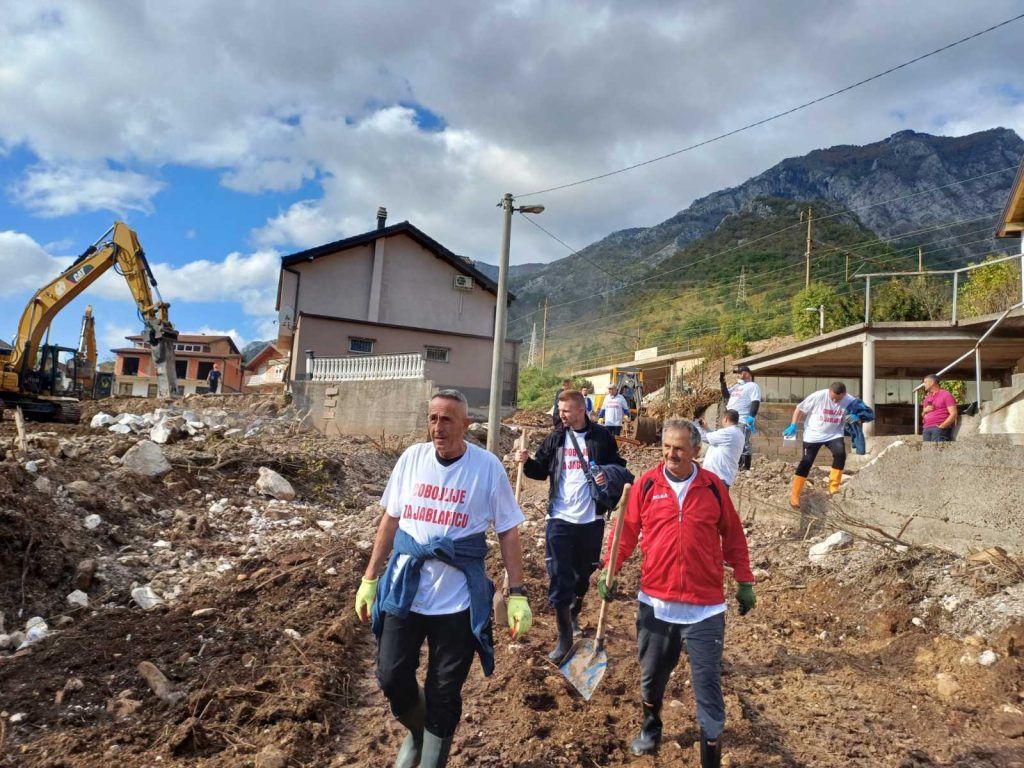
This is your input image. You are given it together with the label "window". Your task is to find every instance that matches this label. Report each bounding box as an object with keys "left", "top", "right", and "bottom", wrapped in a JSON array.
[
  {"left": 349, "top": 338, "right": 374, "bottom": 355},
  {"left": 121, "top": 356, "right": 140, "bottom": 376},
  {"left": 425, "top": 346, "right": 450, "bottom": 363},
  {"left": 175, "top": 360, "right": 188, "bottom": 380},
  {"left": 147, "top": 384, "right": 158, "bottom": 397},
  {"left": 117, "top": 383, "right": 132, "bottom": 396},
  {"left": 174, "top": 343, "right": 212, "bottom": 353},
  {"left": 196, "top": 361, "right": 214, "bottom": 380}
]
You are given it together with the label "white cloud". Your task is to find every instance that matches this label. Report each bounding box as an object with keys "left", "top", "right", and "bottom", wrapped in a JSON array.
[
  {"left": 11, "top": 164, "right": 164, "bottom": 218},
  {"left": 149, "top": 249, "right": 281, "bottom": 318},
  {"left": 99, "top": 321, "right": 140, "bottom": 354},
  {"left": 0, "top": 230, "right": 71, "bottom": 296},
  {"left": 186, "top": 326, "right": 247, "bottom": 351},
  {"left": 0, "top": 2, "right": 1022, "bottom": 259}
]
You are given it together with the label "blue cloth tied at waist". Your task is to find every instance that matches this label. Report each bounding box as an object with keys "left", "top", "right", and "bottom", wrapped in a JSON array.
[{"left": 371, "top": 528, "right": 496, "bottom": 675}]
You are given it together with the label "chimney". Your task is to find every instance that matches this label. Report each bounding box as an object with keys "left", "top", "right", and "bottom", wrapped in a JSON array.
[{"left": 376, "top": 206, "right": 387, "bottom": 231}]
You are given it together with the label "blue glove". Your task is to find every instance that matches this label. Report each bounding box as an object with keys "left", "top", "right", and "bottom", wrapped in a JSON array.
[
  {"left": 783, "top": 423, "right": 798, "bottom": 438},
  {"left": 846, "top": 414, "right": 860, "bottom": 425},
  {"left": 744, "top": 415, "right": 756, "bottom": 433}
]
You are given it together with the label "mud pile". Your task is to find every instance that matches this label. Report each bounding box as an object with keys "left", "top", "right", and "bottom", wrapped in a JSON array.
[{"left": 0, "top": 399, "right": 1021, "bottom": 767}]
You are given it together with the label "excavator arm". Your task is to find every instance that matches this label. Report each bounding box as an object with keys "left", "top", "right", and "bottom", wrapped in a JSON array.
[
  {"left": 3, "top": 221, "right": 178, "bottom": 397},
  {"left": 79, "top": 305, "right": 96, "bottom": 368}
]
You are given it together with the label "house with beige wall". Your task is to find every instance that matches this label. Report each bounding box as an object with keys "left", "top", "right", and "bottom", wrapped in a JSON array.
[
  {"left": 276, "top": 209, "right": 519, "bottom": 410},
  {"left": 112, "top": 333, "right": 243, "bottom": 396}
]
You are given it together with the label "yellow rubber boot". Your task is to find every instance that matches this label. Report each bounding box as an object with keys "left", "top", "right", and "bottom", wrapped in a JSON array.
[
  {"left": 828, "top": 468, "right": 843, "bottom": 495},
  {"left": 789, "top": 476, "right": 806, "bottom": 509}
]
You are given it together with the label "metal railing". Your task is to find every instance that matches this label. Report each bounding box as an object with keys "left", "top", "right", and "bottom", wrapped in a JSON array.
[
  {"left": 860, "top": 249, "right": 1024, "bottom": 325},
  {"left": 911, "top": 298, "right": 1024, "bottom": 434},
  {"left": 307, "top": 352, "right": 425, "bottom": 382}
]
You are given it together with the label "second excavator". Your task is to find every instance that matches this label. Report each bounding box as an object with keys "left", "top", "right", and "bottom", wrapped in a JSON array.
[{"left": 0, "top": 222, "right": 179, "bottom": 422}]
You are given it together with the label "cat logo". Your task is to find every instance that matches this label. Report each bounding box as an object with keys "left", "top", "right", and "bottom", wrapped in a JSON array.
[{"left": 67, "top": 264, "right": 94, "bottom": 284}]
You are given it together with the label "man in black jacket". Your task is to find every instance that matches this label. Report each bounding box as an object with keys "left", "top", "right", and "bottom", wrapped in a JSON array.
[{"left": 517, "top": 390, "right": 629, "bottom": 663}]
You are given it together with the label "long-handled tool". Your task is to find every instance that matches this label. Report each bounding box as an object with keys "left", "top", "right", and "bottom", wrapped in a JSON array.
[
  {"left": 559, "top": 483, "right": 632, "bottom": 700},
  {"left": 494, "top": 429, "right": 529, "bottom": 629}
]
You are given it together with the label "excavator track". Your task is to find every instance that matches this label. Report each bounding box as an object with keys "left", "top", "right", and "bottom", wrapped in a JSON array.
[{"left": 54, "top": 400, "right": 82, "bottom": 424}]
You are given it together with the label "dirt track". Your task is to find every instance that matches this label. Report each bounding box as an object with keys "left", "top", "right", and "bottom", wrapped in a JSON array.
[{"left": 0, "top": 401, "right": 1022, "bottom": 767}]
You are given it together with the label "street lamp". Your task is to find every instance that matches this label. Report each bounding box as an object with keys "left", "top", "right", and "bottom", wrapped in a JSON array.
[
  {"left": 487, "top": 193, "right": 545, "bottom": 455},
  {"left": 805, "top": 304, "right": 825, "bottom": 335}
]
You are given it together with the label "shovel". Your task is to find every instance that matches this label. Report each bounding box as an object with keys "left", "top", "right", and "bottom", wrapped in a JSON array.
[
  {"left": 559, "top": 483, "right": 632, "bottom": 700},
  {"left": 494, "top": 429, "right": 529, "bottom": 629}
]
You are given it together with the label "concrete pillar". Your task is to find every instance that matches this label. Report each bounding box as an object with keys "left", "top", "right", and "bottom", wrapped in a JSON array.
[
  {"left": 862, "top": 335, "right": 876, "bottom": 440},
  {"left": 368, "top": 238, "right": 385, "bottom": 322}
]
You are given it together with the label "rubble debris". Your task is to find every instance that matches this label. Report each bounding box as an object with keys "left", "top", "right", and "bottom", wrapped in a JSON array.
[
  {"left": 24, "top": 617, "right": 48, "bottom": 645},
  {"left": 65, "top": 590, "right": 88, "bottom": 608},
  {"left": 54, "top": 677, "right": 84, "bottom": 705},
  {"left": 120, "top": 440, "right": 172, "bottom": 478},
  {"left": 83, "top": 514, "right": 102, "bottom": 530},
  {"left": 808, "top": 530, "right": 854, "bottom": 563},
  {"left": 256, "top": 466, "right": 296, "bottom": 501},
  {"left": 131, "top": 586, "right": 164, "bottom": 611},
  {"left": 74, "top": 559, "right": 96, "bottom": 591},
  {"left": 137, "top": 660, "right": 184, "bottom": 706}
]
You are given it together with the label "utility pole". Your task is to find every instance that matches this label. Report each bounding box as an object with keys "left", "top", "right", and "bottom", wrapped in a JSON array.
[
  {"left": 737, "top": 266, "right": 747, "bottom": 304},
  {"left": 918, "top": 246, "right": 924, "bottom": 273},
  {"left": 487, "top": 194, "right": 545, "bottom": 455},
  {"left": 636, "top": 322, "right": 641, "bottom": 351},
  {"left": 540, "top": 297, "right": 548, "bottom": 368},
  {"left": 804, "top": 206, "right": 813, "bottom": 288}
]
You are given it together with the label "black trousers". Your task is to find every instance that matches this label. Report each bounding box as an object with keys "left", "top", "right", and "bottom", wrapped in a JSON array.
[
  {"left": 637, "top": 602, "right": 726, "bottom": 739},
  {"left": 376, "top": 609, "right": 477, "bottom": 738},
  {"left": 545, "top": 517, "right": 605, "bottom": 608},
  {"left": 795, "top": 437, "right": 846, "bottom": 477}
]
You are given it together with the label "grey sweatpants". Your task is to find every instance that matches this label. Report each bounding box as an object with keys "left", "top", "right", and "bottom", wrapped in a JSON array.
[{"left": 636, "top": 602, "right": 726, "bottom": 739}]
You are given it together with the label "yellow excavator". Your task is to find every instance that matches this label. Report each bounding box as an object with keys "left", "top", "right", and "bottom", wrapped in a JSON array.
[{"left": 0, "top": 222, "right": 178, "bottom": 422}]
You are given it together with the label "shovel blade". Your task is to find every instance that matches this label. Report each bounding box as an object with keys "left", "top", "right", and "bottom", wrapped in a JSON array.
[{"left": 558, "top": 638, "right": 608, "bottom": 701}]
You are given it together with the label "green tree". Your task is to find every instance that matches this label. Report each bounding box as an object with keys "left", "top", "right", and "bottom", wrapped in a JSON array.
[
  {"left": 517, "top": 366, "right": 563, "bottom": 410},
  {"left": 872, "top": 279, "right": 931, "bottom": 321},
  {"left": 790, "top": 283, "right": 859, "bottom": 339},
  {"left": 958, "top": 256, "right": 1022, "bottom": 317}
]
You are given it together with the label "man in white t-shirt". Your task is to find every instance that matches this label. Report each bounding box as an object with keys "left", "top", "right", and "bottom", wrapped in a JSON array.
[
  {"left": 518, "top": 389, "right": 629, "bottom": 663},
  {"left": 355, "top": 390, "right": 532, "bottom": 768},
  {"left": 599, "top": 384, "right": 631, "bottom": 436},
  {"left": 697, "top": 409, "right": 745, "bottom": 488},
  {"left": 783, "top": 381, "right": 855, "bottom": 508},
  {"left": 720, "top": 365, "right": 761, "bottom": 472}
]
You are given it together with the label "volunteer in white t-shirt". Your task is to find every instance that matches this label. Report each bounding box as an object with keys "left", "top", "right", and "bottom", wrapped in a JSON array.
[
  {"left": 720, "top": 365, "right": 761, "bottom": 472},
  {"left": 783, "top": 381, "right": 855, "bottom": 508},
  {"left": 355, "top": 390, "right": 532, "bottom": 768},
  {"left": 599, "top": 384, "right": 631, "bottom": 436},
  {"left": 518, "top": 389, "right": 629, "bottom": 664},
  {"left": 697, "top": 408, "right": 745, "bottom": 487}
]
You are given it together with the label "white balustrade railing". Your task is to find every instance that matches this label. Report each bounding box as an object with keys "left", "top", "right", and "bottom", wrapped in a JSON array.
[{"left": 309, "top": 352, "right": 425, "bottom": 382}]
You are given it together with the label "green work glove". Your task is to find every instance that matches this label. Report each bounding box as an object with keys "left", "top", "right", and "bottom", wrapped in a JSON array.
[
  {"left": 597, "top": 573, "right": 619, "bottom": 602},
  {"left": 736, "top": 582, "right": 756, "bottom": 616},
  {"left": 507, "top": 595, "right": 532, "bottom": 638},
  {"left": 355, "top": 577, "right": 378, "bottom": 622}
]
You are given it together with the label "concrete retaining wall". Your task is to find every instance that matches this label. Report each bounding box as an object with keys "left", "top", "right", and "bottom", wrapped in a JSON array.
[
  {"left": 837, "top": 439, "right": 1024, "bottom": 554},
  {"left": 292, "top": 379, "right": 435, "bottom": 437}
]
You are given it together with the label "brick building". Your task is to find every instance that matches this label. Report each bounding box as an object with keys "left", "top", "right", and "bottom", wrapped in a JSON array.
[{"left": 112, "top": 334, "right": 243, "bottom": 396}]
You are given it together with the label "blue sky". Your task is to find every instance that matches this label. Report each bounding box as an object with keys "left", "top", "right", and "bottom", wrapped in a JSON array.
[{"left": 1, "top": 2, "right": 1022, "bottom": 360}]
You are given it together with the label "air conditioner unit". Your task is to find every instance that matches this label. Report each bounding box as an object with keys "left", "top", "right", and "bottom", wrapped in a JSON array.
[{"left": 453, "top": 275, "right": 474, "bottom": 291}]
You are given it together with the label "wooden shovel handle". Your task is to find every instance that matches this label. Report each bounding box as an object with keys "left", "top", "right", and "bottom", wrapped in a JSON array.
[
  {"left": 514, "top": 429, "right": 529, "bottom": 503},
  {"left": 594, "top": 483, "right": 632, "bottom": 644}
]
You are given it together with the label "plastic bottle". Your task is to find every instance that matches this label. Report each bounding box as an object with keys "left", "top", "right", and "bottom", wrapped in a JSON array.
[{"left": 590, "top": 460, "right": 605, "bottom": 486}]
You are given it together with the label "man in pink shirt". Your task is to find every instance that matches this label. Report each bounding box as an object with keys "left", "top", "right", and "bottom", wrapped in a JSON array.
[{"left": 921, "top": 374, "right": 958, "bottom": 442}]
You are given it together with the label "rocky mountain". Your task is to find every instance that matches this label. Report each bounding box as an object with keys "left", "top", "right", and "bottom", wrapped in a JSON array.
[{"left": 505, "top": 127, "right": 1023, "bottom": 333}]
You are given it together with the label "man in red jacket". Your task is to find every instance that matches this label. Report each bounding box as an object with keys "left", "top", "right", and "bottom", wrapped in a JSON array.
[{"left": 600, "top": 418, "right": 755, "bottom": 767}]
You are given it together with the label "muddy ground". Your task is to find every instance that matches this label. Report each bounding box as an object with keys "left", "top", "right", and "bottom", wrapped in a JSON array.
[{"left": 0, "top": 400, "right": 1022, "bottom": 767}]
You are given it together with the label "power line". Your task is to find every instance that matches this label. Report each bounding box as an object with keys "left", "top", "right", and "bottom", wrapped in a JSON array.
[{"left": 516, "top": 13, "right": 1024, "bottom": 198}]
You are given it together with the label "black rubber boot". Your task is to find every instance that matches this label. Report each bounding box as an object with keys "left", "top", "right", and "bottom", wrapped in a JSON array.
[
  {"left": 420, "top": 731, "right": 453, "bottom": 768},
  {"left": 393, "top": 687, "right": 426, "bottom": 768},
  {"left": 700, "top": 731, "right": 721, "bottom": 768},
  {"left": 570, "top": 597, "right": 584, "bottom": 637},
  {"left": 629, "top": 702, "right": 662, "bottom": 755},
  {"left": 547, "top": 605, "right": 574, "bottom": 664}
]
